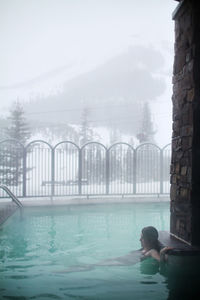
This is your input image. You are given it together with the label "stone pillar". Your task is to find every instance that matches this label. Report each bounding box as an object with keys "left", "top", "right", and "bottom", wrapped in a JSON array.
[{"left": 171, "top": 0, "right": 200, "bottom": 245}]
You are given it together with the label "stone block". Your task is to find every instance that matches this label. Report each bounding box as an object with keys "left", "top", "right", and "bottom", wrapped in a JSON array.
[
  {"left": 176, "top": 33, "right": 190, "bottom": 52},
  {"left": 182, "top": 72, "right": 194, "bottom": 89},
  {"left": 175, "top": 150, "right": 183, "bottom": 161},
  {"left": 187, "top": 167, "right": 192, "bottom": 182},
  {"left": 172, "top": 138, "right": 177, "bottom": 150},
  {"left": 175, "top": 162, "right": 180, "bottom": 174},
  {"left": 182, "top": 136, "right": 192, "bottom": 151},
  {"left": 175, "top": 21, "right": 181, "bottom": 40},
  {"left": 170, "top": 184, "right": 177, "bottom": 201},
  {"left": 180, "top": 176, "right": 188, "bottom": 184},
  {"left": 180, "top": 10, "right": 192, "bottom": 32},
  {"left": 174, "top": 52, "right": 186, "bottom": 73},
  {"left": 171, "top": 174, "right": 177, "bottom": 184},
  {"left": 186, "top": 48, "right": 193, "bottom": 62},
  {"left": 187, "top": 88, "right": 194, "bottom": 102},
  {"left": 170, "top": 200, "right": 175, "bottom": 213},
  {"left": 182, "top": 112, "right": 189, "bottom": 125},
  {"left": 173, "top": 81, "right": 180, "bottom": 95},
  {"left": 179, "top": 219, "right": 186, "bottom": 237},
  {"left": 180, "top": 187, "right": 188, "bottom": 199},
  {"left": 188, "top": 59, "right": 194, "bottom": 72},
  {"left": 181, "top": 166, "right": 187, "bottom": 176},
  {"left": 172, "top": 71, "right": 184, "bottom": 84},
  {"left": 174, "top": 202, "right": 190, "bottom": 213},
  {"left": 170, "top": 164, "right": 175, "bottom": 174},
  {"left": 173, "top": 112, "right": 180, "bottom": 121},
  {"left": 180, "top": 125, "right": 193, "bottom": 136},
  {"left": 180, "top": 157, "right": 188, "bottom": 166},
  {"left": 176, "top": 218, "right": 180, "bottom": 231},
  {"left": 182, "top": 102, "right": 191, "bottom": 114},
  {"left": 173, "top": 120, "right": 180, "bottom": 135}
]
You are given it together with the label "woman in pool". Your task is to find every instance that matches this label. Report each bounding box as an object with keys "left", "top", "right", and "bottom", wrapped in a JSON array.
[
  {"left": 56, "top": 226, "right": 171, "bottom": 273},
  {"left": 140, "top": 226, "right": 169, "bottom": 261}
]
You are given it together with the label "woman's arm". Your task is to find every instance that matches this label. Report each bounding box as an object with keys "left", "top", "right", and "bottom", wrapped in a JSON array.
[
  {"left": 143, "top": 249, "right": 160, "bottom": 261},
  {"left": 160, "top": 246, "right": 173, "bottom": 262},
  {"left": 144, "top": 247, "right": 173, "bottom": 262}
]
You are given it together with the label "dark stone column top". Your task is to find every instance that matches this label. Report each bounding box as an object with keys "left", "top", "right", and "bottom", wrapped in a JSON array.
[{"left": 172, "top": 0, "right": 185, "bottom": 20}]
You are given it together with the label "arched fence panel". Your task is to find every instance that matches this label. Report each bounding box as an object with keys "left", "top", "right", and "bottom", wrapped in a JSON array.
[
  {"left": 0, "top": 140, "right": 171, "bottom": 198},
  {"left": 54, "top": 142, "right": 79, "bottom": 196},
  {"left": 162, "top": 144, "right": 171, "bottom": 194},
  {"left": 108, "top": 143, "right": 135, "bottom": 195},
  {"left": 136, "top": 144, "right": 161, "bottom": 194},
  {"left": 0, "top": 140, "right": 24, "bottom": 197},
  {"left": 25, "top": 141, "right": 53, "bottom": 197},
  {"left": 81, "top": 143, "right": 107, "bottom": 195}
]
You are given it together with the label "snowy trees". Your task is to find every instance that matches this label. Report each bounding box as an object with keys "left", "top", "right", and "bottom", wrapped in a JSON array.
[
  {"left": 137, "top": 102, "right": 155, "bottom": 144},
  {"left": 0, "top": 102, "right": 31, "bottom": 186},
  {"left": 6, "top": 102, "right": 31, "bottom": 144},
  {"left": 79, "top": 107, "right": 94, "bottom": 146},
  {"left": 136, "top": 102, "right": 158, "bottom": 183},
  {"left": 79, "top": 107, "right": 102, "bottom": 183}
]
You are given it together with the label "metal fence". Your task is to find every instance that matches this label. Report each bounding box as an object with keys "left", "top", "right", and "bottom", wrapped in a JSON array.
[{"left": 0, "top": 139, "right": 171, "bottom": 198}]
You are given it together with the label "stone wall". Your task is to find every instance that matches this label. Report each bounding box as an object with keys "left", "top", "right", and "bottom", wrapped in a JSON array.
[{"left": 171, "top": 0, "right": 200, "bottom": 245}]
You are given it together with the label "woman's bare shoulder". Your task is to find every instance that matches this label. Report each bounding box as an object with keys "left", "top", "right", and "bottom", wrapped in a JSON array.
[{"left": 144, "top": 249, "right": 160, "bottom": 261}]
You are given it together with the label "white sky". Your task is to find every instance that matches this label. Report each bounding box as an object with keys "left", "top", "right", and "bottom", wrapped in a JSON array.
[{"left": 0, "top": 0, "right": 177, "bottom": 146}]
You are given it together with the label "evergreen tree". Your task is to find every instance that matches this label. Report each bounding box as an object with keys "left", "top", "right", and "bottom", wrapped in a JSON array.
[
  {"left": 79, "top": 107, "right": 104, "bottom": 184},
  {"left": 0, "top": 102, "right": 31, "bottom": 186},
  {"left": 136, "top": 103, "right": 158, "bottom": 183},
  {"left": 6, "top": 102, "right": 31, "bottom": 144},
  {"left": 0, "top": 117, "right": 9, "bottom": 140},
  {"left": 137, "top": 102, "right": 156, "bottom": 144},
  {"left": 89, "top": 146, "right": 105, "bottom": 184},
  {"left": 79, "top": 107, "right": 94, "bottom": 146},
  {"left": 79, "top": 107, "right": 92, "bottom": 183}
]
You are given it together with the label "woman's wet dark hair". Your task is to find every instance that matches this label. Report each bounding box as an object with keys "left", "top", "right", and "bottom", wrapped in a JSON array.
[{"left": 142, "top": 226, "right": 162, "bottom": 252}]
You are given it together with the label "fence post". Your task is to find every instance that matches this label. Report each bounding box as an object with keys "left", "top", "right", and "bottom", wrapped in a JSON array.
[
  {"left": 78, "top": 149, "right": 82, "bottom": 195},
  {"left": 106, "top": 150, "right": 109, "bottom": 194},
  {"left": 51, "top": 148, "right": 55, "bottom": 197},
  {"left": 160, "top": 149, "right": 163, "bottom": 194},
  {"left": 133, "top": 149, "right": 136, "bottom": 194},
  {"left": 22, "top": 148, "right": 27, "bottom": 197}
]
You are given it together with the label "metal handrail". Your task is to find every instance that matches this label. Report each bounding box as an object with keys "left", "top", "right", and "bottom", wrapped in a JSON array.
[{"left": 0, "top": 185, "right": 23, "bottom": 208}]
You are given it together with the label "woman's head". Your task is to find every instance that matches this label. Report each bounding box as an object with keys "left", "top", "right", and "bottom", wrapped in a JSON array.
[{"left": 140, "top": 226, "right": 159, "bottom": 251}]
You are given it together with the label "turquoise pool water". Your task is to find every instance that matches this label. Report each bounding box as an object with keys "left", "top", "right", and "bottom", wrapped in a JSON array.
[{"left": 0, "top": 202, "right": 170, "bottom": 299}]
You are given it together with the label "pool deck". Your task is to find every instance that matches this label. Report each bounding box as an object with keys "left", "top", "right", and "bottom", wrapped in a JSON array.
[
  {"left": 0, "top": 195, "right": 169, "bottom": 225},
  {"left": 11, "top": 194, "right": 170, "bottom": 206}
]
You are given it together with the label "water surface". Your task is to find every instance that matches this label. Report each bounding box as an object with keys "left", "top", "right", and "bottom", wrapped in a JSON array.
[{"left": 0, "top": 202, "right": 170, "bottom": 299}]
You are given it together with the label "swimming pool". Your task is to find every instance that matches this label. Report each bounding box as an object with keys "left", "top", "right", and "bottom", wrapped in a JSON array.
[{"left": 0, "top": 202, "right": 171, "bottom": 299}]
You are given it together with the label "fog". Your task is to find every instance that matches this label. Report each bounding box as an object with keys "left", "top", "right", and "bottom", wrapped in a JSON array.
[{"left": 0, "top": 0, "right": 177, "bottom": 146}]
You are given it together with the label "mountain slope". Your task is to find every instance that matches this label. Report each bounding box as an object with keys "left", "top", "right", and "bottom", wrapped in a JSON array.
[{"left": 25, "top": 45, "right": 166, "bottom": 135}]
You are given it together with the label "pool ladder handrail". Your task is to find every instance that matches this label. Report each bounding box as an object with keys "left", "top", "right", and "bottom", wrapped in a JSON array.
[{"left": 0, "top": 185, "right": 23, "bottom": 208}]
